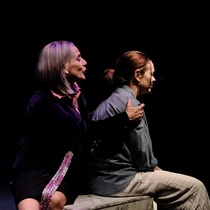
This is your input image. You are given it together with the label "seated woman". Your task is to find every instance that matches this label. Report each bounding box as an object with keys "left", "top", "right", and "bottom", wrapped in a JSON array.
[{"left": 88, "top": 50, "right": 210, "bottom": 210}]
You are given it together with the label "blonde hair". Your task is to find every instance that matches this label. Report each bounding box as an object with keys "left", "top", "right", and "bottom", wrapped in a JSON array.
[{"left": 36, "top": 40, "right": 76, "bottom": 96}]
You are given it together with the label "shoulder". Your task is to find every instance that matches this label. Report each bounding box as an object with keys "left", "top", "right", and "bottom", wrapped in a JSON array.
[
  {"left": 92, "top": 88, "right": 129, "bottom": 120},
  {"left": 29, "top": 90, "right": 55, "bottom": 103},
  {"left": 27, "top": 90, "right": 58, "bottom": 111}
]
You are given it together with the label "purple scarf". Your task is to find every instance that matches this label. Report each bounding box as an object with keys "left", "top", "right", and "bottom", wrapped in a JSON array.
[{"left": 40, "top": 151, "right": 73, "bottom": 210}]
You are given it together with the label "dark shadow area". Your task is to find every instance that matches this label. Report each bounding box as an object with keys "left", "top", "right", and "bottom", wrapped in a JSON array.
[{"left": 0, "top": 174, "right": 16, "bottom": 210}]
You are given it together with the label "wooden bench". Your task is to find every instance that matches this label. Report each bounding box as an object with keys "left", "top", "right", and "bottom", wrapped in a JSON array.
[{"left": 64, "top": 194, "right": 155, "bottom": 210}]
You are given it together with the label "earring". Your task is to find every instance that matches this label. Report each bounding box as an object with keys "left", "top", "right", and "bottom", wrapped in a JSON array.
[{"left": 64, "top": 70, "right": 69, "bottom": 75}]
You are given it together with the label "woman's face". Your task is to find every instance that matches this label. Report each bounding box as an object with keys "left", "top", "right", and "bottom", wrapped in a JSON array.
[
  {"left": 138, "top": 60, "right": 156, "bottom": 95},
  {"left": 65, "top": 45, "right": 87, "bottom": 82}
]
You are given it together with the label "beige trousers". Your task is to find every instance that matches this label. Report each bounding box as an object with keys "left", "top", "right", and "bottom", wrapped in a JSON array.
[{"left": 119, "top": 170, "right": 210, "bottom": 210}]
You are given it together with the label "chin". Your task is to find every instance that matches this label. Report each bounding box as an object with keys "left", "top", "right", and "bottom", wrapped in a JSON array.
[{"left": 79, "top": 76, "right": 86, "bottom": 80}]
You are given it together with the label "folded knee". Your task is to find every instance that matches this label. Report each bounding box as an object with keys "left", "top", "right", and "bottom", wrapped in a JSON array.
[{"left": 49, "top": 192, "right": 66, "bottom": 210}]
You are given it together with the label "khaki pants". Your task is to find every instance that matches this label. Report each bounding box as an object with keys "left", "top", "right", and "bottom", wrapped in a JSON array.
[{"left": 118, "top": 170, "right": 210, "bottom": 210}]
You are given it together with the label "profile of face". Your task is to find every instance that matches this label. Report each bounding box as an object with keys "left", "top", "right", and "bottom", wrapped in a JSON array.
[
  {"left": 137, "top": 60, "right": 156, "bottom": 95},
  {"left": 64, "top": 45, "right": 87, "bottom": 82}
]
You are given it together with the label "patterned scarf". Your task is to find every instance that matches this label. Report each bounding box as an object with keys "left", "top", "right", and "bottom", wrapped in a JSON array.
[
  {"left": 40, "top": 151, "right": 73, "bottom": 210},
  {"left": 71, "top": 82, "right": 81, "bottom": 113}
]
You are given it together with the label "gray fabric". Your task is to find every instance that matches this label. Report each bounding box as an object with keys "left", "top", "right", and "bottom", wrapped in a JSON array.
[
  {"left": 89, "top": 85, "right": 158, "bottom": 195},
  {"left": 64, "top": 194, "right": 154, "bottom": 210}
]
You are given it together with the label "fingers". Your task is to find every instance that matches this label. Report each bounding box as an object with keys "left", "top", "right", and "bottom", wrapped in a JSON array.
[
  {"left": 135, "top": 102, "right": 144, "bottom": 120},
  {"left": 126, "top": 98, "right": 131, "bottom": 107},
  {"left": 139, "top": 103, "right": 145, "bottom": 109},
  {"left": 125, "top": 98, "right": 145, "bottom": 121},
  {"left": 127, "top": 98, "right": 144, "bottom": 109}
]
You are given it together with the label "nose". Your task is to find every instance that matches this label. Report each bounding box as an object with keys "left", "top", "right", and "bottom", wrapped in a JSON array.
[{"left": 82, "top": 58, "right": 87, "bottom": 65}]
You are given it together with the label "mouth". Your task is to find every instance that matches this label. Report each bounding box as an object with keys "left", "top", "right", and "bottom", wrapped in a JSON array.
[{"left": 81, "top": 70, "right": 86, "bottom": 77}]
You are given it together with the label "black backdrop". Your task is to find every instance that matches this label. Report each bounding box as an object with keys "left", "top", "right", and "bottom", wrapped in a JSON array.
[{"left": 2, "top": 2, "right": 209, "bottom": 195}]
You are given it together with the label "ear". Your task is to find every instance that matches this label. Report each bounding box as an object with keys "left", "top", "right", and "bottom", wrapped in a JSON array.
[
  {"left": 64, "top": 70, "right": 69, "bottom": 75},
  {"left": 63, "top": 62, "right": 69, "bottom": 70},
  {"left": 135, "top": 70, "right": 141, "bottom": 81},
  {"left": 62, "top": 62, "right": 69, "bottom": 75},
  {"left": 62, "top": 62, "right": 69, "bottom": 74}
]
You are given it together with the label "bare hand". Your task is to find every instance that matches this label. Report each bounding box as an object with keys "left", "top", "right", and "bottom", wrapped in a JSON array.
[{"left": 125, "top": 98, "right": 145, "bottom": 121}]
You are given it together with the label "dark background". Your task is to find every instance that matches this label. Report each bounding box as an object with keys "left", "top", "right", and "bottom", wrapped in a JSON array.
[{"left": 1, "top": 2, "right": 209, "bottom": 209}]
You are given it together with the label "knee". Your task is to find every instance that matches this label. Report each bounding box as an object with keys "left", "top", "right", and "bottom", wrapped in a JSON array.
[
  {"left": 191, "top": 177, "right": 206, "bottom": 192},
  {"left": 49, "top": 197, "right": 61, "bottom": 209},
  {"left": 49, "top": 192, "right": 66, "bottom": 210}
]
